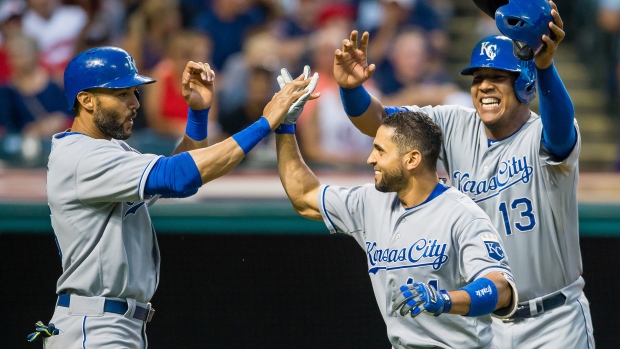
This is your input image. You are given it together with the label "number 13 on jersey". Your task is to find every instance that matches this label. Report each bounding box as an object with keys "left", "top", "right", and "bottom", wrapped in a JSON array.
[{"left": 498, "top": 197, "right": 536, "bottom": 236}]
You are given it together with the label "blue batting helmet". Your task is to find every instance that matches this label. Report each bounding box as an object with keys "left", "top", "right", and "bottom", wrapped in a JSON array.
[
  {"left": 64, "top": 46, "right": 156, "bottom": 110},
  {"left": 473, "top": 0, "right": 553, "bottom": 61},
  {"left": 460, "top": 35, "right": 537, "bottom": 104}
]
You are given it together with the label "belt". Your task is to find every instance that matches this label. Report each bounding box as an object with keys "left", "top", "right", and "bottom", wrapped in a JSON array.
[
  {"left": 503, "top": 293, "right": 566, "bottom": 322},
  {"left": 57, "top": 294, "right": 155, "bottom": 322}
]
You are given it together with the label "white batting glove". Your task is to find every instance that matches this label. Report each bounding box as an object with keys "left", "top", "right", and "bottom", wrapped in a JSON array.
[{"left": 276, "top": 65, "right": 319, "bottom": 125}]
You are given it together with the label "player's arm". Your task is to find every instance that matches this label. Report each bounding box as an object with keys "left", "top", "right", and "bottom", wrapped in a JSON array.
[
  {"left": 534, "top": 1, "right": 577, "bottom": 160},
  {"left": 143, "top": 76, "right": 315, "bottom": 198},
  {"left": 276, "top": 133, "right": 322, "bottom": 220},
  {"left": 334, "top": 30, "right": 387, "bottom": 137},
  {"left": 172, "top": 61, "right": 214, "bottom": 155},
  {"left": 392, "top": 271, "right": 517, "bottom": 318}
]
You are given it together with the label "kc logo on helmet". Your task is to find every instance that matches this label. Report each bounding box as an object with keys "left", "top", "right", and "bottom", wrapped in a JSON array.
[{"left": 480, "top": 42, "right": 497, "bottom": 60}]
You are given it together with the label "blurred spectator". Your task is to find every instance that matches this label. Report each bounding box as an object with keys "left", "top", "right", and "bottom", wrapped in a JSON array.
[
  {"left": 296, "top": 25, "right": 375, "bottom": 168},
  {"left": 598, "top": 0, "right": 620, "bottom": 109},
  {"left": 358, "top": 0, "right": 447, "bottom": 60},
  {"left": 4, "top": 34, "right": 71, "bottom": 139},
  {"left": 122, "top": 0, "right": 183, "bottom": 74},
  {"left": 22, "top": 0, "right": 88, "bottom": 85},
  {"left": 374, "top": 27, "right": 472, "bottom": 108},
  {"left": 65, "top": 0, "right": 128, "bottom": 52},
  {"left": 218, "top": 28, "right": 281, "bottom": 115},
  {"left": 142, "top": 29, "right": 213, "bottom": 139},
  {"left": 190, "top": 0, "right": 271, "bottom": 71},
  {"left": 357, "top": 0, "right": 449, "bottom": 94},
  {"left": 0, "top": 0, "right": 26, "bottom": 85},
  {"left": 217, "top": 65, "right": 277, "bottom": 165},
  {"left": 272, "top": 0, "right": 326, "bottom": 72}
]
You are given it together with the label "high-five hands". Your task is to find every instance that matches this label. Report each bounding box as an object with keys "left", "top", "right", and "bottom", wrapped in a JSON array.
[
  {"left": 182, "top": 61, "right": 215, "bottom": 110},
  {"left": 333, "top": 30, "right": 376, "bottom": 89},
  {"left": 276, "top": 65, "right": 320, "bottom": 126}
]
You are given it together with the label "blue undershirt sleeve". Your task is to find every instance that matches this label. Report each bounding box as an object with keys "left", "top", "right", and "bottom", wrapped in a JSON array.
[
  {"left": 144, "top": 152, "right": 202, "bottom": 198},
  {"left": 538, "top": 63, "right": 576, "bottom": 160}
]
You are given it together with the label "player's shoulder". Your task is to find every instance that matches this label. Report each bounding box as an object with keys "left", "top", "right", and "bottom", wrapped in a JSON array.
[{"left": 440, "top": 187, "right": 491, "bottom": 221}]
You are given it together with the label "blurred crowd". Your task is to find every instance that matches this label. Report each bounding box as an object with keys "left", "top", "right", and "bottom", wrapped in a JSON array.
[{"left": 0, "top": 0, "right": 616, "bottom": 171}]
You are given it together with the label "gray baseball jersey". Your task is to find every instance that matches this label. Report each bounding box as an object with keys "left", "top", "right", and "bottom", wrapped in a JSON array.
[
  {"left": 319, "top": 183, "right": 513, "bottom": 349},
  {"left": 47, "top": 131, "right": 162, "bottom": 304},
  {"left": 402, "top": 105, "right": 594, "bottom": 348},
  {"left": 403, "top": 105, "right": 581, "bottom": 301}
]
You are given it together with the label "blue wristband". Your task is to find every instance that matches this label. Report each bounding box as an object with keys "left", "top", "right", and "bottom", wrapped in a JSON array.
[
  {"left": 339, "top": 85, "right": 371, "bottom": 117},
  {"left": 186, "top": 108, "right": 209, "bottom": 141},
  {"left": 460, "top": 278, "right": 498, "bottom": 317},
  {"left": 232, "top": 116, "right": 271, "bottom": 154},
  {"left": 275, "top": 124, "right": 295, "bottom": 134}
]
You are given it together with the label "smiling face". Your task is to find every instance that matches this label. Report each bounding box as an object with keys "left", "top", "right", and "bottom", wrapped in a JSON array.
[
  {"left": 470, "top": 68, "right": 531, "bottom": 140},
  {"left": 367, "top": 125, "right": 408, "bottom": 193},
  {"left": 91, "top": 87, "right": 140, "bottom": 140}
]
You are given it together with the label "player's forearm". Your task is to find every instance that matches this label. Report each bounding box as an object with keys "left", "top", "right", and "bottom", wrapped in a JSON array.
[
  {"left": 445, "top": 272, "right": 513, "bottom": 316},
  {"left": 341, "top": 86, "right": 386, "bottom": 137},
  {"left": 276, "top": 134, "right": 322, "bottom": 220},
  {"left": 174, "top": 108, "right": 210, "bottom": 154},
  {"left": 538, "top": 63, "right": 576, "bottom": 158},
  {"left": 173, "top": 135, "right": 209, "bottom": 155},
  {"left": 188, "top": 138, "right": 245, "bottom": 184}
]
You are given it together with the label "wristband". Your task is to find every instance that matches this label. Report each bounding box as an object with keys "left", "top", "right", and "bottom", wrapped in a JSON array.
[
  {"left": 459, "top": 277, "right": 498, "bottom": 317},
  {"left": 339, "top": 85, "right": 371, "bottom": 117},
  {"left": 232, "top": 116, "right": 271, "bottom": 155},
  {"left": 275, "top": 124, "right": 295, "bottom": 134},
  {"left": 438, "top": 290, "right": 452, "bottom": 314},
  {"left": 185, "top": 108, "right": 209, "bottom": 141}
]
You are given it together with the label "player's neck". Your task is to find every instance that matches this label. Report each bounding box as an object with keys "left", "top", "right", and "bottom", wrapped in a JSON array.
[
  {"left": 399, "top": 171, "right": 439, "bottom": 208},
  {"left": 484, "top": 109, "right": 530, "bottom": 141},
  {"left": 70, "top": 115, "right": 111, "bottom": 140}
]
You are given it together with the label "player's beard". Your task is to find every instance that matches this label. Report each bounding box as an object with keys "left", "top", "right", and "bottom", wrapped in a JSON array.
[
  {"left": 93, "top": 99, "right": 134, "bottom": 140},
  {"left": 375, "top": 163, "right": 407, "bottom": 193}
]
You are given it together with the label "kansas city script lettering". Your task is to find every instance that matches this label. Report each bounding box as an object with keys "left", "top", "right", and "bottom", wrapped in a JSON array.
[
  {"left": 452, "top": 155, "right": 533, "bottom": 199},
  {"left": 366, "top": 238, "right": 448, "bottom": 274}
]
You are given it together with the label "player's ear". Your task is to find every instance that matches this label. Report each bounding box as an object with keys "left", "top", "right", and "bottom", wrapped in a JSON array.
[
  {"left": 404, "top": 149, "right": 422, "bottom": 171},
  {"left": 76, "top": 91, "right": 95, "bottom": 112}
]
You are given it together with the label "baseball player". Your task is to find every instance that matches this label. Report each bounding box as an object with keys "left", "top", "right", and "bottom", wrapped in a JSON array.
[
  {"left": 26, "top": 47, "right": 318, "bottom": 348},
  {"left": 274, "top": 88, "right": 518, "bottom": 348},
  {"left": 333, "top": 1, "right": 595, "bottom": 348}
]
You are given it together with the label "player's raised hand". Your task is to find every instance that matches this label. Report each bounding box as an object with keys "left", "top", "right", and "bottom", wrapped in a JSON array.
[
  {"left": 334, "top": 30, "right": 376, "bottom": 89},
  {"left": 534, "top": 0, "right": 564, "bottom": 69},
  {"left": 276, "top": 65, "right": 320, "bottom": 125},
  {"left": 181, "top": 61, "right": 215, "bottom": 110},
  {"left": 392, "top": 282, "right": 452, "bottom": 317},
  {"left": 264, "top": 73, "right": 319, "bottom": 128}
]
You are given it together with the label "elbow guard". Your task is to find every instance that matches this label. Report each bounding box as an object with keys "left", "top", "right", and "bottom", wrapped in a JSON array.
[{"left": 145, "top": 152, "right": 202, "bottom": 198}]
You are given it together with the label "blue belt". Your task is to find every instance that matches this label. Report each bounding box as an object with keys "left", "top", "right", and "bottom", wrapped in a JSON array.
[
  {"left": 57, "top": 294, "right": 155, "bottom": 322},
  {"left": 505, "top": 293, "right": 566, "bottom": 321}
]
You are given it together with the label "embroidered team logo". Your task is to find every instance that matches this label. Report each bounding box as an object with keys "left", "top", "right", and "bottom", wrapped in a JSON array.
[
  {"left": 480, "top": 42, "right": 497, "bottom": 60},
  {"left": 480, "top": 233, "right": 505, "bottom": 261}
]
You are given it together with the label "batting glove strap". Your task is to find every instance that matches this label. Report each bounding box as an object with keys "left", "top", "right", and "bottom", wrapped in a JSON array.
[
  {"left": 275, "top": 123, "right": 296, "bottom": 134},
  {"left": 437, "top": 290, "right": 452, "bottom": 314}
]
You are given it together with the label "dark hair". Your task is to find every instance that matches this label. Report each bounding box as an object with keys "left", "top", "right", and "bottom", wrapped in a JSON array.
[{"left": 382, "top": 111, "right": 442, "bottom": 171}]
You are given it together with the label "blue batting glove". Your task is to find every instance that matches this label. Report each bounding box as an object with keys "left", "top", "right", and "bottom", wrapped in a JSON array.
[{"left": 392, "top": 282, "right": 452, "bottom": 317}]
